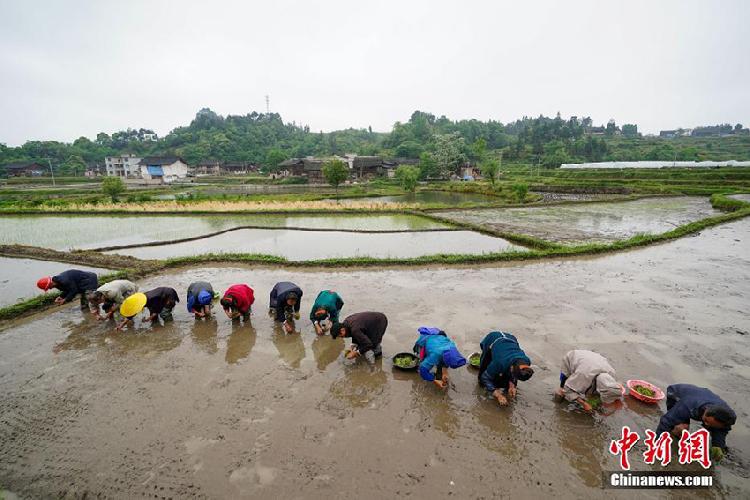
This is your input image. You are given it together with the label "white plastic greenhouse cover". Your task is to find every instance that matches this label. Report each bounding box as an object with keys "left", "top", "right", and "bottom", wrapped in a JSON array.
[{"left": 560, "top": 161, "right": 750, "bottom": 169}]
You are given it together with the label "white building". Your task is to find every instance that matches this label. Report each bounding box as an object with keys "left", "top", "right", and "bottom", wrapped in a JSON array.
[
  {"left": 105, "top": 155, "right": 142, "bottom": 178},
  {"left": 138, "top": 157, "right": 189, "bottom": 183}
]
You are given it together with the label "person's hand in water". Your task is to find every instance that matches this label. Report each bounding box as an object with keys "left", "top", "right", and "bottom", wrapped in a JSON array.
[
  {"left": 346, "top": 350, "right": 359, "bottom": 360},
  {"left": 577, "top": 398, "right": 593, "bottom": 413},
  {"left": 493, "top": 389, "right": 508, "bottom": 406},
  {"left": 507, "top": 383, "right": 517, "bottom": 400}
]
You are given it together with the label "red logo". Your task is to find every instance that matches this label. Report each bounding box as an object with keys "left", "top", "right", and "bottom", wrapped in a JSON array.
[
  {"left": 609, "top": 426, "right": 640, "bottom": 470},
  {"left": 678, "top": 428, "right": 711, "bottom": 469},
  {"left": 643, "top": 430, "right": 673, "bottom": 466},
  {"left": 610, "top": 427, "right": 712, "bottom": 469}
]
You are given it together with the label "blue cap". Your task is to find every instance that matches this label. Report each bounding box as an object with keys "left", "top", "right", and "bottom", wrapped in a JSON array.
[
  {"left": 418, "top": 326, "right": 444, "bottom": 336},
  {"left": 198, "top": 290, "right": 213, "bottom": 306},
  {"left": 442, "top": 347, "right": 467, "bottom": 369}
]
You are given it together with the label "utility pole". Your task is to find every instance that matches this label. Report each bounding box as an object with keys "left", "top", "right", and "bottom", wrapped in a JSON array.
[
  {"left": 265, "top": 95, "right": 270, "bottom": 114},
  {"left": 46, "top": 158, "right": 56, "bottom": 186}
]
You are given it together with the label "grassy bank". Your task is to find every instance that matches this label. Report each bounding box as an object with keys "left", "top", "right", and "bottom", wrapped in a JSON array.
[{"left": 711, "top": 193, "right": 750, "bottom": 212}]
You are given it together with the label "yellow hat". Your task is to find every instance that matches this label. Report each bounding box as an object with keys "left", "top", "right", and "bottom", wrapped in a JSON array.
[{"left": 120, "top": 292, "right": 147, "bottom": 318}]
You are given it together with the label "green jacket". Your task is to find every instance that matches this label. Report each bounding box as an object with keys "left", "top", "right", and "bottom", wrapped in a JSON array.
[{"left": 309, "top": 290, "right": 344, "bottom": 322}]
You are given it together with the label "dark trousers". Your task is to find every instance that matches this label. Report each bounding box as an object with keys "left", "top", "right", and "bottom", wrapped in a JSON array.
[{"left": 159, "top": 306, "right": 175, "bottom": 321}]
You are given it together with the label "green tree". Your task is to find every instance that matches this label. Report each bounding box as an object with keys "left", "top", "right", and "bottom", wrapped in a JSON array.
[
  {"left": 432, "top": 133, "right": 467, "bottom": 178},
  {"left": 265, "top": 148, "right": 287, "bottom": 172},
  {"left": 471, "top": 137, "right": 487, "bottom": 163},
  {"left": 512, "top": 183, "right": 528, "bottom": 203},
  {"left": 418, "top": 152, "right": 438, "bottom": 180},
  {"left": 605, "top": 119, "right": 617, "bottom": 136},
  {"left": 621, "top": 124, "right": 638, "bottom": 137},
  {"left": 62, "top": 154, "right": 87, "bottom": 176},
  {"left": 102, "top": 176, "right": 125, "bottom": 202},
  {"left": 395, "top": 165, "right": 420, "bottom": 192},
  {"left": 322, "top": 159, "right": 349, "bottom": 196},
  {"left": 394, "top": 141, "right": 423, "bottom": 158},
  {"left": 480, "top": 158, "right": 500, "bottom": 186}
]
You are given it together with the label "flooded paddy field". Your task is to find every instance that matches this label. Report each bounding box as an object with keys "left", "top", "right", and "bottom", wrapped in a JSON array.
[
  {"left": 1, "top": 219, "right": 748, "bottom": 498},
  {"left": 108, "top": 229, "right": 522, "bottom": 260},
  {"left": 0, "top": 214, "right": 447, "bottom": 251},
  {"left": 531, "top": 191, "right": 629, "bottom": 203},
  {"left": 729, "top": 193, "right": 750, "bottom": 203},
  {"left": 329, "top": 191, "right": 499, "bottom": 205},
  {"left": 439, "top": 196, "right": 720, "bottom": 244},
  {"left": 0, "top": 257, "right": 109, "bottom": 307}
]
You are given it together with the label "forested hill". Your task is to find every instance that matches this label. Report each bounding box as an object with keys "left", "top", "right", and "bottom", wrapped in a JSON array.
[{"left": 1, "top": 108, "right": 749, "bottom": 175}]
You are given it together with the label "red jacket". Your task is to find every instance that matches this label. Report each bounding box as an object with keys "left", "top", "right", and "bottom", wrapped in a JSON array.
[{"left": 223, "top": 284, "right": 255, "bottom": 314}]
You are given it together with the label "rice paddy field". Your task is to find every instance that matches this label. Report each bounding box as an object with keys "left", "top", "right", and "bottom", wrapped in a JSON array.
[{"left": 1, "top": 175, "right": 749, "bottom": 499}]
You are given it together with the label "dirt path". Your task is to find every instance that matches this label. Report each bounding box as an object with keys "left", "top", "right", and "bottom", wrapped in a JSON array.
[{"left": 0, "top": 219, "right": 748, "bottom": 499}]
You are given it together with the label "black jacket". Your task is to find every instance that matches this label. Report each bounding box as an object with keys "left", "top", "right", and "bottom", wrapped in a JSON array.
[
  {"left": 343, "top": 312, "right": 388, "bottom": 354},
  {"left": 145, "top": 287, "right": 179, "bottom": 315},
  {"left": 53, "top": 270, "right": 99, "bottom": 302},
  {"left": 269, "top": 281, "right": 303, "bottom": 322}
]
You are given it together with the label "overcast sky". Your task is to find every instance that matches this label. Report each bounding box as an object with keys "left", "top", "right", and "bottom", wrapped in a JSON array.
[{"left": 1, "top": 0, "right": 748, "bottom": 146}]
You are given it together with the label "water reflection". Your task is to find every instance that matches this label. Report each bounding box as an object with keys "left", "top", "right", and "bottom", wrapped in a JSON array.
[
  {"left": 53, "top": 314, "right": 184, "bottom": 356},
  {"left": 225, "top": 321, "right": 256, "bottom": 364},
  {"left": 312, "top": 335, "right": 345, "bottom": 371},
  {"left": 0, "top": 214, "right": 446, "bottom": 250},
  {"left": 553, "top": 405, "right": 609, "bottom": 487},
  {"left": 271, "top": 324, "right": 306, "bottom": 368},
  {"left": 327, "top": 363, "right": 389, "bottom": 409},
  {"left": 112, "top": 229, "right": 521, "bottom": 260},
  {"left": 53, "top": 317, "right": 107, "bottom": 353},
  {"left": 408, "top": 376, "right": 461, "bottom": 438},
  {"left": 470, "top": 385, "right": 523, "bottom": 459},
  {"left": 190, "top": 318, "right": 218, "bottom": 355},
  {"left": 441, "top": 196, "right": 719, "bottom": 243}
]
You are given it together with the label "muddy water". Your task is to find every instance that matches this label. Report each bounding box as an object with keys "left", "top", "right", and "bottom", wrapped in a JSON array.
[
  {"left": 729, "top": 194, "right": 750, "bottom": 203},
  {"left": 532, "top": 192, "right": 629, "bottom": 203},
  {"left": 439, "top": 196, "right": 720, "bottom": 243},
  {"left": 0, "top": 257, "right": 109, "bottom": 307},
  {"left": 0, "top": 214, "right": 447, "bottom": 250},
  {"left": 1, "top": 219, "right": 748, "bottom": 499},
  {"left": 330, "top": 191, "right": 499, "bottom": 205},
  {"left": 108, "top": 229, "right": 522, "bottom": 260}
]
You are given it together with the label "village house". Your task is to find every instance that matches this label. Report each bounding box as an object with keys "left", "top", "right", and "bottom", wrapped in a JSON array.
[
  {"left": 2, "top": 162, "right": 47, "bottom": 177},
  {"left": 85, "top": 163, "right": 106, "bottom": 177},
  {"left": 138, "top": 156, "right": 189, "bottom": 184},
  {"left": 382, "top": 157, "right": 419, "bottom": 178},
  {"left": 105, "top": 155, "right": 142, "bottom": 178},
  {"left": 352, "top": 156, "right": 384, "bottom": 179},
  {"left": 278, "top": 157, "right": 325, "bottom": 182},
  {"left": 192, "top": 160, "right": 221, "bottom": 176},
  {"left": 459, "top": 162, "right": 481, "bottom": 180},
  {"left": 222, "top": 162, "right": 259, "bottom": 175}
]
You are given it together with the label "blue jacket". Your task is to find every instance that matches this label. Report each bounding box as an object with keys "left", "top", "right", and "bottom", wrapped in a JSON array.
[
  {"left": 413, "top": 327, "right": 456, "bottom": 382},
  {"left": 53, "top": 269, "right": 99, "bottom": 303},
  {"left": 479, "top": 331, "right": 531, "bottom": 392},
  {"left": 656, "top": 384, "right": 735, "bottom": 450}
]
